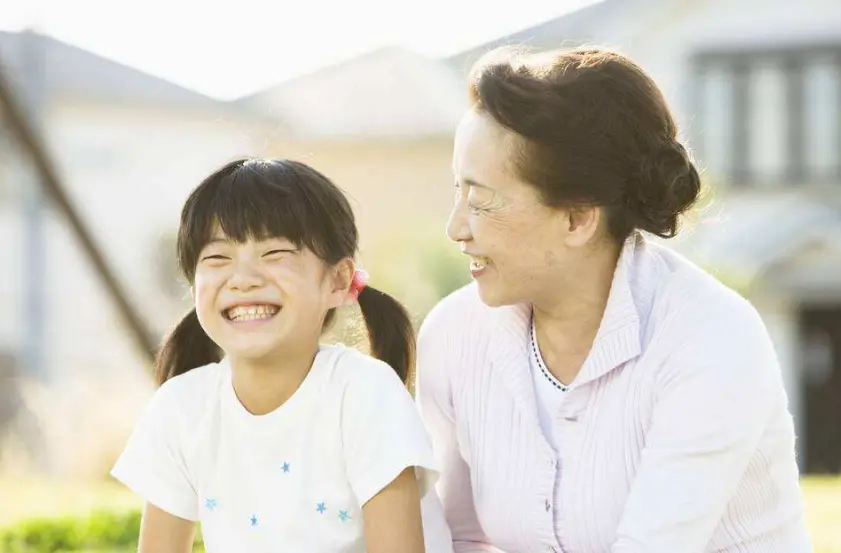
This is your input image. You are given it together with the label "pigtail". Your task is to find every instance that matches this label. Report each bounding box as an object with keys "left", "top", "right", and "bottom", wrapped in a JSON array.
[
  {"left": 154, "top": 308, "right": 222, "bottom": 386},
  {"left": 356, "top": 286, "right": 415, "bottom": 385}
]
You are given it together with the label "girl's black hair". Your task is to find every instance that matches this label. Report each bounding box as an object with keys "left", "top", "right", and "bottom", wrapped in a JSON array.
[{"left": 155, "top": 158, "right": 415, "bottom": 386}]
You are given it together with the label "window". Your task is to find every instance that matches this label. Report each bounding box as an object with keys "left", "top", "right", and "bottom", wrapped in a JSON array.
[
  {"left": 747, "top": 60, "right": 788, "bottom": 182},
  {"left": 698, "top": 65, "right": 735, "bottom": 178},
  {"left": 804, "top": 59, "right": 840, "bottom": 179},
  {"left": 694, "top": 45, "right": 841, "bottom": 186}
]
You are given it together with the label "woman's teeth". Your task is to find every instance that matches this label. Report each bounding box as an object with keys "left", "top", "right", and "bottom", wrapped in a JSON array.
[
  {"left": 226, "top": 304, "right": 279, "bottom": 322},
  {"left": 469, "top": 256, "right": 489, "bottom": 271}
]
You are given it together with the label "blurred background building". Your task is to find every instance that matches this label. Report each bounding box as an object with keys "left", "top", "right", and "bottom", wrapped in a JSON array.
[{"left": 0, "top": 0, "right": 839, "bottom": 484}]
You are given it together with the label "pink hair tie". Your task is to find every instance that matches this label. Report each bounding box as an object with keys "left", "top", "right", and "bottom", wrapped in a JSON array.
[{"left": 348, "top": 269, "right": 369, "bottom": 302}]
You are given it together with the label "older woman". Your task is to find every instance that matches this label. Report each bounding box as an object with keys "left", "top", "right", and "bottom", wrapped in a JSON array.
[{"left": 416, "top": 47, "right": 812, "bottom": 553}]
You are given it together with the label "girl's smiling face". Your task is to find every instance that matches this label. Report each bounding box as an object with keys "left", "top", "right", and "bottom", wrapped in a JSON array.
[{"left": 193, "top": 230, "right": 349, "bottom": 364}]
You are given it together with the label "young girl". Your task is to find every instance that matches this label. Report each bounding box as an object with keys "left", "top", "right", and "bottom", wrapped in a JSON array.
[{"left": 111, "top": 158, "right": 452, "bottom": 553}]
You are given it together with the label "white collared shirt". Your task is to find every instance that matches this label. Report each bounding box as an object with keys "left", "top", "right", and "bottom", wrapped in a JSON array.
[{"left": 417, "top": 231, "right": 812, "bottom": 553}]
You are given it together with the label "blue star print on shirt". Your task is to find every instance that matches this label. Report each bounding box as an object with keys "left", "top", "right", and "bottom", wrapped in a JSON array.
[
  {"left": 205, "top": 499, "right": 217, "bottom": 510},
  {"left": 282, "top": 462, "right": 290, "bottom": 473},
  {"left": 250, "top": 514, "right": 259, "bottom": 527},
  {"left": 338, "top": 510, "right": 350, "bottom": 523},
  {"left": 316, "top": 502, "right": 327, "bottom": 514}
]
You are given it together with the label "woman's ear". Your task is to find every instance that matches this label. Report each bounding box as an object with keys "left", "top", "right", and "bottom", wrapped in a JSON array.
[{"left": 562, "top": 205, "right": 602, "bottom": 248}]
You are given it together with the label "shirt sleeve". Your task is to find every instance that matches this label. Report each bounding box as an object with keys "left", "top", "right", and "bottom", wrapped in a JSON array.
[
  {"left": 416, "top": 311, "right": 504, "bottom": 553},
  {"left": 341, "top": 356, "right": 440, "bottom": 508},
  {"left": 611, "top": 297, "right": 785, "bottom": 553},
  {"left": 110, "top": 379, "right": 199, "bottom": 521}
]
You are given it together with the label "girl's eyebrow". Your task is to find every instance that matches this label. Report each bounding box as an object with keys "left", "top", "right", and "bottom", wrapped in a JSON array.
[
  {"left": 262, "top": 236, "right": 297, "bottom": 246},
  {"left": 204, "top": 236, "right": 231, "bottom": 246}
]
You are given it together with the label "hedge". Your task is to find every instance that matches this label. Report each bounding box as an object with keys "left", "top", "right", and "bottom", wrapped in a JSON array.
[{"left": 0, "top": 509, "right": 204, "bottom": 552}]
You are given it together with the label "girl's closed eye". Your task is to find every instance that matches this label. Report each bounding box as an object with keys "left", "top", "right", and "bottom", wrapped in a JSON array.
[
  {"left": 201, "top": 252, "right": 230, "bottom": 263},
  {"left": 263, "top": 247, "right": 298, "bottom": 259}
]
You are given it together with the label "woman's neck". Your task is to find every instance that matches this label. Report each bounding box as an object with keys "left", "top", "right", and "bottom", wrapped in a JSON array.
[
  {"left": 531, "top": 243, "right": 621, "bottom": 384},
  {"left": 228, "top": 344, "right": 319, "bottom": 416}
]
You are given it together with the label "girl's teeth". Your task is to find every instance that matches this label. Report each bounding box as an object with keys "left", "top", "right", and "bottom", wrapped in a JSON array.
[
  {"left": 233, "top": 313, "right": 270, "bottom": 321},
  {"left": 227, "top": 305, "right": 279, "bottom": 321}
]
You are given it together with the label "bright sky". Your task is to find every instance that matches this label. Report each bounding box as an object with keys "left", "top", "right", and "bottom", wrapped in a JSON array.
[{"left": 0, "top": 0, "right": 599, "bottom": 100}]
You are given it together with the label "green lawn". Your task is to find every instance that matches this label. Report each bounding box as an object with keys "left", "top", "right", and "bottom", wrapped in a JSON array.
[
  {"left": 2, "top": 475, "right": 839, "bottom": 552},
  {"left": 0, "top": 475, "right": 139, "bottom": 526},
  {"left": 802, "top": 476, "right": 841, "bottom": 553}
]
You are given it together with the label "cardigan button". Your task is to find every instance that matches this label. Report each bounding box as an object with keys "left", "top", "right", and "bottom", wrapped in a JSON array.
[{"left": 544, "top": 499, "right": 551, "bottom": 512}]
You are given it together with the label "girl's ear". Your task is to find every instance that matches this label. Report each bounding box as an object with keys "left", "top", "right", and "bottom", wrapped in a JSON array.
[{"left": 327, "top": 257, "right": 355, "bottom": 308}]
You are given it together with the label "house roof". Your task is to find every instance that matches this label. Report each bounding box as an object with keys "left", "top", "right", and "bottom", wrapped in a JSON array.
[
  {"left": 0, "top": 30, "right": 222, "bottom": 109},
  {"left": 235, "top": 46, "right": 465, "bottom": 139},
  {"left": 232, "top": 0, "right": 661, "bottom": 139}
]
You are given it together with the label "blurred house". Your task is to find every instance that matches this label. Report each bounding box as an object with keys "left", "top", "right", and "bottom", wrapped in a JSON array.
[
  {"left": 0, "top": 30, "right": 268, "bottom": 389},
  {"left": 235, "top": 46, "right": 464, "bottom": 255},
  {"left": 234, "top": 46, "right": 470, "bottom": 315},
  {"left": 1, "top": 0, "right": 839, "bottom": 476},
  {"left": 240, "top": 0, "right": 841, "bottom": 473}
]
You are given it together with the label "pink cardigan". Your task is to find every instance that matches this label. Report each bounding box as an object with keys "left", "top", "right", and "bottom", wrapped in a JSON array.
[{"left": 416, "top": 233, "right": 812, "bottom": 553}]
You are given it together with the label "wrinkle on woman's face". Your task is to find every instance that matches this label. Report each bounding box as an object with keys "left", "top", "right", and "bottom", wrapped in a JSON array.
[{"left": 448, "top": 109, "right": 571, "bottom": 307}]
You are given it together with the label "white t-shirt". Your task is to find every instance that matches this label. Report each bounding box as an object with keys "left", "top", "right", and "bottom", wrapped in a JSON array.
[
  {"left": 528, "top": 317, "right": 570, "bottom": 452},
  {"left": 111, "top": 344, "right": 453, "bottom": 553}
]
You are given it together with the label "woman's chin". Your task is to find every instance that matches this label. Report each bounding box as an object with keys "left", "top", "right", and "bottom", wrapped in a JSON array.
[{"left": 475, "top": 281, "right": 514, "bottom": 308}]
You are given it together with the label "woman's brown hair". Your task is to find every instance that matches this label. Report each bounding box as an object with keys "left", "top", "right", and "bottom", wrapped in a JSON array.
[{"left": 469, "top": 47, "right": 702, "bottom": 241}]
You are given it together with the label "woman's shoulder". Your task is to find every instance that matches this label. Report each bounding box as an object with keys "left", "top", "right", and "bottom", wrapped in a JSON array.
[
  {"left": 418, "top": 282, "right": 495, "bottom": 344},
  {"left": 643, "top": 242, "right": 776, "bottom": 379},
  {"left": 427, "top": 281, "right": 489, "bottom": 314},
  {"left": 646, "top": 242, "right": 762, "bottom": 332}
]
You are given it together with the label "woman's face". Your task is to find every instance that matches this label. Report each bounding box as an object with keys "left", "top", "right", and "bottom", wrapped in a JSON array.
[{"left": 448, "top": 109, "right": 581, "bottom": 308}]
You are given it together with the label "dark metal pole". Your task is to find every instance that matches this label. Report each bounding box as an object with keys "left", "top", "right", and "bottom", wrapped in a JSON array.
[
  {"left": 20, "top": 30, "right": 47, "bottom": 381},
  {"left": 0, "top": 42, "right": 157, "bottom": 364}
]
